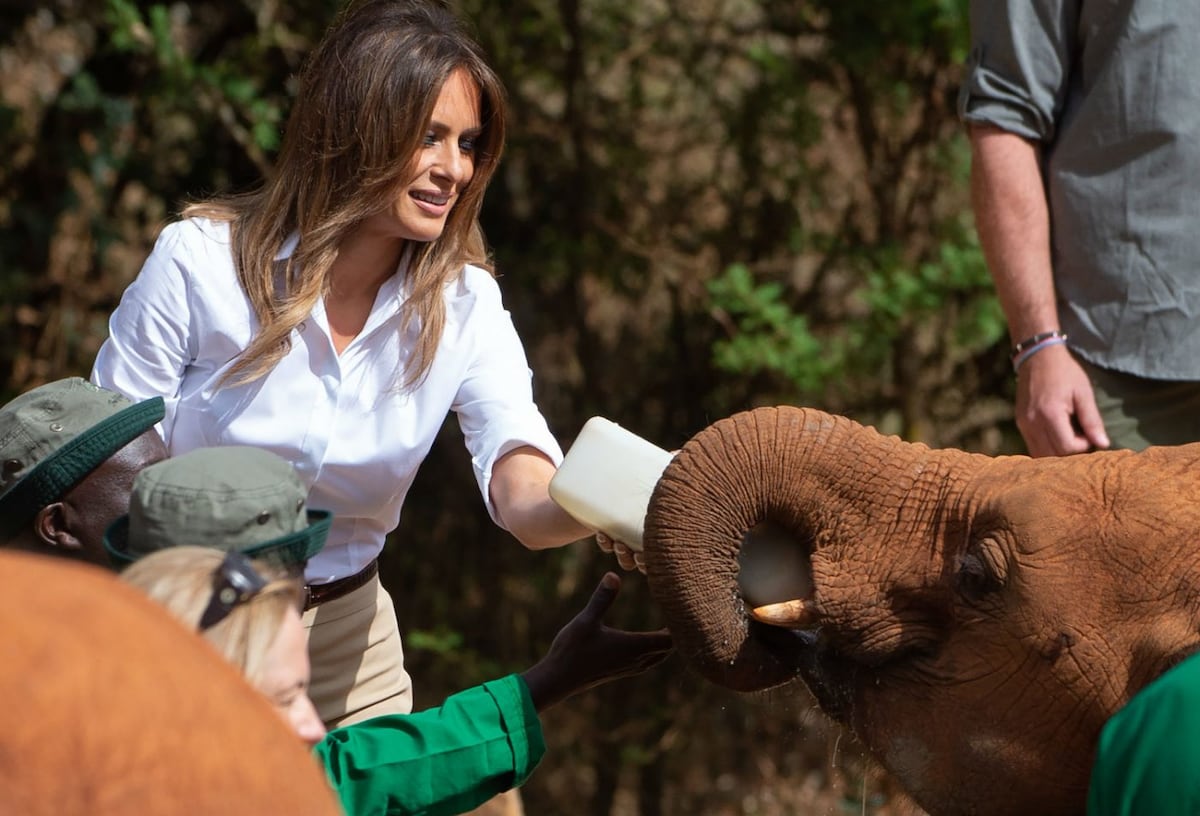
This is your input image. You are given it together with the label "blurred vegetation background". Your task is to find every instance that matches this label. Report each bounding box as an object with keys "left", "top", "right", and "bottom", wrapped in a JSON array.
[{"left": 1, "top": 0, "right": 1019, "bottom": 813}]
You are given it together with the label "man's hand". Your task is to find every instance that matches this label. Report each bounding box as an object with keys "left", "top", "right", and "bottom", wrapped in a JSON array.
[{"left": 1016, "top": 344, "right": 1110, "bottom": 456}]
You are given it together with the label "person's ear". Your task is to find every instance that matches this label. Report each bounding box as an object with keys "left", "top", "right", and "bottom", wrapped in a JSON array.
[{"left": 33, "top": 503, "right": 83, "bottom": 551}]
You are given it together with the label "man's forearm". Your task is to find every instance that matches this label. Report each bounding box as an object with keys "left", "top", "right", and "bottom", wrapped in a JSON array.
[{"left": 968, "top": 124, "right": 1060, "bottom": 344}]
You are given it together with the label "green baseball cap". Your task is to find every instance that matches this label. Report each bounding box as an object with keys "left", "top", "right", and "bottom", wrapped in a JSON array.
[
  {"left": 0, "top": 377, "right": 165, "bottom": 538},
  {"left": 104, "top": 445, "right": 331, "bottom": 567}
]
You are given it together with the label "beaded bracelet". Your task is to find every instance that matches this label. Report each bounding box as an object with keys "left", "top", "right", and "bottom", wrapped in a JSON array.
[
  {"left": 1009, "top": 330, "right": 1067, "bottom": 360},
  {"left": 1011, "top": 331, "right": 1068, "bottom": 374}
]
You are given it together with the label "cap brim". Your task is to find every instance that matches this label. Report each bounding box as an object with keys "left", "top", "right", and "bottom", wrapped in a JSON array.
[
  {"left": 0, "top": 396, "right": 165, "bottom": 540},
  {"left": 244, "top": 509, "right": 332, "bottom": 566},
  {"left": 103, "top": 515, "right": 136, "bottom": 568},
  {"left": 105, "top": 508, "right": 332, "bottom": 569}
]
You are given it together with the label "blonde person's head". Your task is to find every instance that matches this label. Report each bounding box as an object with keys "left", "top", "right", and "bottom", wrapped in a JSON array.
[
  {"left": 121, "top": 546, "right": 303, "bottom": 687},
  {"left": 186, "top": 0, "right": 507, "bottom": 390},
  {"left": 122, "top": 546, "right": 325, "bottom": 746}
]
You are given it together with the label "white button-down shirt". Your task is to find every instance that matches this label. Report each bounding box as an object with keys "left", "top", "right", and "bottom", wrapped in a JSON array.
[{"left": 92, "top": 218, "right": 563, "bottom": 583}]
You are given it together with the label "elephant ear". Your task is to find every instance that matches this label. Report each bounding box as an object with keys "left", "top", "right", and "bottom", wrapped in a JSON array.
[{"left": 643, "top": 406, "right": 830, "bottom": 691}]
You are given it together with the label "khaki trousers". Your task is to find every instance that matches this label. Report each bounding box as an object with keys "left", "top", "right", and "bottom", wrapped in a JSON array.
[{"left": 302, "top": 573, "right": 413, "bottom": 728}]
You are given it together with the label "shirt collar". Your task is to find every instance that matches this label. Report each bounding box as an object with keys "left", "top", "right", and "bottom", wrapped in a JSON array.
[{"left": 273, "top": 231, "right": 413, "bottom": 306}]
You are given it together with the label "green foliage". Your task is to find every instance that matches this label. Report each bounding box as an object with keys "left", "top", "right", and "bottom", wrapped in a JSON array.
[
  {"left": 709, "top": 264, "right": 837, "bottom": 393},
  {"left": 102, "top": 0, "right": 146, "bottom": 52},
  {"left": 824, "top": 0, "right": 970, "bottom": 65},
  {"left": 404, "top": 626, "right": 465, "bottom": 655},
  {"left": 698, "top": 0, "right": 1003, "bottom": 441},
  {"left": 103, "top": 0, "right": 283, "bottom": 152},
  {"left": 709, "top": 227, "right": 1002, "bottom": 408},
  {"left": 859, "top": 231, "right": 1003, "bottom": 353}
]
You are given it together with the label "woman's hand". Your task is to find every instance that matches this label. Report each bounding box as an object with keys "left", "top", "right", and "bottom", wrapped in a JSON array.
[{"left": 595, "top": 531, "right": 645, "bottom": 573}]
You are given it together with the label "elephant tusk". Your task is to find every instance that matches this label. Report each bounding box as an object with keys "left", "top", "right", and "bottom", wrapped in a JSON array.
[{"left": 749, "top": 599, "right": 818, "bottom": 628}]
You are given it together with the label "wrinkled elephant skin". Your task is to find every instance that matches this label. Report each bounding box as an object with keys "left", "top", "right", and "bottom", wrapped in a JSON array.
[{"left": 642, "top": 406, "right": 1200, "bottom": 816}]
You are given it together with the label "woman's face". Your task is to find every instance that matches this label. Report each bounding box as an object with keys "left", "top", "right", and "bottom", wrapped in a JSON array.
[
  {"left": 258, "top": 607, "right": 326, "bottom": 747},
  {"left": 364, "top": 67, "right": 482, "bottom": 244}
]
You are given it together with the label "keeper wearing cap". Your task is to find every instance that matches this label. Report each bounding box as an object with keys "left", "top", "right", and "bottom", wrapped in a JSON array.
[
  {"left": 0, "top": 377, "right": 167, "bottom": 564},
  {"left": 104, "top": 445, "right": 332, "bottom": 573}
]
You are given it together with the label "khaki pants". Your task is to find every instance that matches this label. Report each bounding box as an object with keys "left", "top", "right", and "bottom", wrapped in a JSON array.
[
  {"left": 1079, "top": 358, "right": 1200, "bottom": 451},
  {"left": 302, "top": 573, "right": 413, "bottom": 728}
]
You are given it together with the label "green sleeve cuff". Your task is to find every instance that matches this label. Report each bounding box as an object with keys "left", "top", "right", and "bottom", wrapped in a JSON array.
[{"left": 482, "top": 674, "right": 546, "bottom": 787}]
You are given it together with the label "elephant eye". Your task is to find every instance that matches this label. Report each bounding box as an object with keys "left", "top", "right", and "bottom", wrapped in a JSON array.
[
  {"left": 957, "top": 553, "right": 999, "bottom": 601},
  {"left": 956, "top": 541, "right": 1006, "bottom": 602}
]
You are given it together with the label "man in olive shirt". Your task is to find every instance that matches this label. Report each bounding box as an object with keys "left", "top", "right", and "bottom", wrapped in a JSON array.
[{"left": 959, "top": 2, "right": 1200, "bottom": 455}]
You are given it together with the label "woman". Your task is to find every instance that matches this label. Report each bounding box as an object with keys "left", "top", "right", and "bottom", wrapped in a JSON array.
[
  {"left": 122, "top": 545, "right": 671, "bottom": 816},
  {"left": 91, "top": 0, "right": 603, "bottom": 728},
  {"left": 123, "top": 547, "right": 328, "bottom": 744}
]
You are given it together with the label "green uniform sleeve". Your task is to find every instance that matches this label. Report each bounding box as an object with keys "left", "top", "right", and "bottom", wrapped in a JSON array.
[
  {"left": 315, "top": 673, "right": 546, "bottom": 816},
  {"left": 1088, "top": 653, "right": 1200, "bottom": 814}
]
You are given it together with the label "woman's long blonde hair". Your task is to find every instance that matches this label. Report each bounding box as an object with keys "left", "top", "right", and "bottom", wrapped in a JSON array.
[
  {"left": 184, "top": 0, "right": 508, "bottom": 389},
  {"left": 121, "top": 546, "right": 303, "bottom": 687}
]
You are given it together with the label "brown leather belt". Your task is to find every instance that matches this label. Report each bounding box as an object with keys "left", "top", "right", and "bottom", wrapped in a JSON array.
[{"left": 303, "top": 559, "right": 378, "bottom": 611}]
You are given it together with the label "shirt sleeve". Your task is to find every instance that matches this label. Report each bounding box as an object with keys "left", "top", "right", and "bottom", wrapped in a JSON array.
[
  {"left": 957, "top": 0, "right": 1079, "bottom": 141},
  {"left": 1086, "top": 654, "right": 1200, "bottom": 814},
  {"left": 315, "top": 674, "right": 546, "bottom": 816},
  {"left": 451, "top": 268, "right": 564, "bottom": 527},
  {"left": 90, "top": 221, "right": 196, "bottom": 436}
]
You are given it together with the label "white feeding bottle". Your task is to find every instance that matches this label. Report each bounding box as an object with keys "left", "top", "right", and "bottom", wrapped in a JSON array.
[
  {"left": 551, "top": 416, "right": 813, "bottom": 612},
  {"left": 548, "top": 417, "right": 675, "bottom": 552}
]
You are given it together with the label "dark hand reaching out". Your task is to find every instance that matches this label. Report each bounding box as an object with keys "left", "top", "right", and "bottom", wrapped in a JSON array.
[{"left": 520, "top": 571, "right": 673, "bottom": 712}]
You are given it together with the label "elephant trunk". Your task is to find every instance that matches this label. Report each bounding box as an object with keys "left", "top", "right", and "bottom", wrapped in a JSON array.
[{"left": 642, "top": 406, "right": 978, "bottom": 693}]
